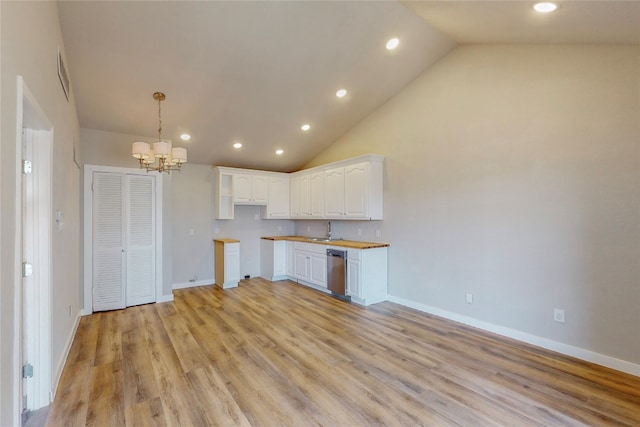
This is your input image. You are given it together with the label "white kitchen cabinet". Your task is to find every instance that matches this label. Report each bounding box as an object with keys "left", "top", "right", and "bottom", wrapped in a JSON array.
[
  {"left": 309, "top": 252, "right": 327, "bottom": 288},
  {"left": 285, "top": 241, "right": 294, "bottom": 277},
  {"left": 299, "top": 173, "right": 312, "bottom": 217},
  {"left": 214, "top": 239, "right": 240, "bottom": 289},
  {"left": 260, "top": 237, "right": 389, "bottom": 305},
  {"left": 289, "top": 175, "right": 301, "bottom": 218},
  {"left": 213, "top": 168, "right": 234, "bottom": 220},
  {"left": 310, "top": 171, "right": 325, "bottom": 218},
  {"left": 293, "top": 242, "right": 327, "bottom": 290},
  {"left": 347, "top": 251, "right": 362, "bottom": 299},
  {"left": 260, "top": 239, "right": 287, "bottom": 281},
  {"left": 346, "top": 247, "right": 388, "bottom": 305},
  {"left": 264, "top": 175, "right": 290, "bottom": 219},
  {"left": 234, "top": 173, "right": 268, "bottom": 205},
  {"left": 323, "top": 167, "right": 344, "bottom": 218},
  {"left": 344, "top": 162, "right": 369, "bottom": 218},
  {"left": 324, "top": 162, "right": 375, "bottom": 219}
]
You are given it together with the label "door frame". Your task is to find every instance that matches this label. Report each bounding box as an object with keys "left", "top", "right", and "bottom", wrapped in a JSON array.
[
  {"left": 14, "top": 76, "right": 53, "bottom": 419},
  {"left": 83, "top": 165, "right": 164, "bottom": 314}
]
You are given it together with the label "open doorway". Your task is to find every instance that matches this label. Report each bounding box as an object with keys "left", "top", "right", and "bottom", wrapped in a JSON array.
[{"left": 17, "top": 76, "right": 53, "bottom": 423}]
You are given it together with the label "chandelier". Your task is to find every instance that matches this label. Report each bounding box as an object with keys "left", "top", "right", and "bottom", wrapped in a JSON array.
[{"left": 132, "top": 92, "right": 187, "bottom": 173}]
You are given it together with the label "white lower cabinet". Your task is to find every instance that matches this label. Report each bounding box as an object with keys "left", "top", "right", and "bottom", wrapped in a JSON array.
[
  {"left": 260, "top": 240, "right": 287, "bottom": 281},
  {"left": 214, "top": 239, "right": 240, "bottom": 289},
  {"left": 347, "top": 251, "right": 362, "bottom": 299},
  {"left": 293, "top": 242, "right": 327, "bottom": 289},
  {"left": 346, "top": 247, "right": 388, "bottom": 305},
  {"left": 260, "top": 238, "right": 388, "bottom": 305}
]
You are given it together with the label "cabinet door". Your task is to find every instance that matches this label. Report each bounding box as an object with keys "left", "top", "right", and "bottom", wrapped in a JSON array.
[
  {"left": 294, "top": 250, "right": 309, "bottom": 280},
  {"left": 285, "top": 241, "right": 294, "bottom": 277},
  {"left": 224, "top": 246, "right": 241, "bottom": 284},
  {"left": 290, "top": 176, "right": 300, "bottom": 217},
  {"left": 347, "top": 259, "right": 361, "bottom": 298},
  {"left": 344, "top": 162, "right": 368, "bottom": 218},
  {"left": 273, "top": 241, "right": 286, "bottom": 276},
  {"left": 214, "top": 171, "right": 234, "bottom": 219},
  {"left": 299, "top": 174, "right": 311, "bottom": 216},
  {"left": 234, "top": 174, "right": 252, "bottom": 203},
  {"left": 324, "top": 167, "right": 344, "bottom": 218},
  {"left": 252, "top": 175, "right": 269, "bottom": 204},
  {"left": 266, "top": 176, "right": 290, "bottom": 218},
  {"left": 309, "top": 253, "right": 327, "bottom": 288},
  {"left": 310, "top": 172, "right": 324, "bottom": 217}
]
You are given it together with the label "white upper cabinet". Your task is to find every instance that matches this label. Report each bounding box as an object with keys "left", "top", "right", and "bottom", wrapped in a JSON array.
[
  {"left": 320, "top": 157, "right": 383, "bottom": 220},
  {"left": 265, "top": 175, "right": 290, "bottom": 219},
  {"left": 310, "top": 172, "right": 324, "bottom": 218},
  {"left": 299, "top": 173, "right": 312, "bottom": 217},
  {"left": 234, "top": 173, "right": 268, "bottom": 205},
  {"left": 290, "top": 174, "right": 301, "bottom": 218},
  {"left": 214, "top": 154, "right": 383, "bottom": 221},
  {"left": 344, "top": 162, "right": 369, "bottom": 218},
  {"left": 323, "top": 167, "right": 344, "bottom": 218}
]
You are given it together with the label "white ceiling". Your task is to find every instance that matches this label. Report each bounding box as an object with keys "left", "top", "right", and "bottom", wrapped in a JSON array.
[
  {"left": 403, "top": 1, "right": 640, "bottom": 44},
  {"left": 57, "top": 1, "right": 640, "bottom": 172}
]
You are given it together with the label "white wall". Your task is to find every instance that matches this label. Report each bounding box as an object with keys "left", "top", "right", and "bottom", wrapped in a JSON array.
[
  {"left": 305, "top": 45, "right": 640, "bottom": 368},
  {"left": 1, "top": 2, "right": 81, "bottom": 424}
]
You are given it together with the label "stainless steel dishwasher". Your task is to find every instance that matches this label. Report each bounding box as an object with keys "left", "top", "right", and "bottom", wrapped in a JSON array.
[{"left": 327, "top": 249, "right": 350, "bottom": 301}]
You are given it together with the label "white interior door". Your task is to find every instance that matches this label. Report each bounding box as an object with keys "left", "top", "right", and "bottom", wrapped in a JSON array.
[
  {"left": 92, "top": 172, "right": 126, "bottom": 311},
  {"left": 126, "top": 174, "right": 156, "bottom": 306},
  {"left": 92, "top": 171, "right": 157, "bottom": 311},
  {"left": 19, "top": 77, "right": 53, "bottom": 420}
]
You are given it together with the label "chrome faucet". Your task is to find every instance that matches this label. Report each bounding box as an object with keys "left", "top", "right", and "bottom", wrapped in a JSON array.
[{"left": 327, "top": 221, "right": 332, "bottom": 240}]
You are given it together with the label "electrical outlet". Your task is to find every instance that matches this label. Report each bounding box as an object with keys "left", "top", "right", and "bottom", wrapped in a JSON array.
[
  {"left": 465, "top": 293, "right": 473, "bottom": 304},
  {"left": 553, "top": 308, "right": 565, "bottom": 323},
  {"left": 375, "top": 230, "right": 381, "bottom": 238},
  {"left": 214, "top": 227, "right": 219, "bottom": 234},
  {"left": 277, "top": 226, "right": 282, "bottom": 232},
  {"left": 254, "top": 213, "right": 259, "bottom": 221},
  {"left": 189, "top": 228, "right": 194, "bottom": 236},
  {"left": 307, "top": 226, "right": 311, "bottom": 232},
  {"left": 357, "top": 228, "right": 362, "bottom": 237}
]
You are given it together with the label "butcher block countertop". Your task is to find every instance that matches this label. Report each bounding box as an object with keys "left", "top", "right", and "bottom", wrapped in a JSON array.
[{"left": 261, "top": 236, "right": 389, "bottom": 250}]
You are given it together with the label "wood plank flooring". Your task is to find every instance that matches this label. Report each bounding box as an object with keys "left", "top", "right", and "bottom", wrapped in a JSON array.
[{"left": 47, "top": 278, "right": 640, "bottom": 426}]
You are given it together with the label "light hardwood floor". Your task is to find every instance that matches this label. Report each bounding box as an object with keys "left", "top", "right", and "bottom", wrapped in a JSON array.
[{"left": 47, "top": 278, "right": 640, "bottom": 426}]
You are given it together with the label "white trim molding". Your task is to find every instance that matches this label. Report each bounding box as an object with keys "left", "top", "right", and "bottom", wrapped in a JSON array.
[
  {"left": 387, "top": 295, "right": 640, "bottom": 378},
  {"left": 51, "top": 312, "right": 81, "bottom": 400},
  {"left": 173, "top": 278, "right": 215, "bottom": 290}
]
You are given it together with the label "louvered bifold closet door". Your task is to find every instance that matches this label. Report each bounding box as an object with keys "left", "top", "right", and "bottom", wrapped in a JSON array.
[
  {"left": 125, "top": 174, "right": 156, "bottom": 306},
  {"left": 93, "top": 172, "right": 126, "bottom": 311}
]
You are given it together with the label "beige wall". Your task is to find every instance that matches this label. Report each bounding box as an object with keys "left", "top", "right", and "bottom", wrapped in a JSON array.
[
  {"left": 1, "top": 2, "right": 81, "bottom": 424},
  {"left": 306, "top": 45, "right": 640, "bottom": 366}
]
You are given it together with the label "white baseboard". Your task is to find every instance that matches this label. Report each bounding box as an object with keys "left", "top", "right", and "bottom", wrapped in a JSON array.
[
  {"left": 172, "top": 278, "right": 214, "bottom": 290},
  {"left": 51, "top": 311, "right": 82, "bottom": 401},
  {"left": 156, "top": 292, "right": 174, "bottom": 303},
  {"left": 387, "top": 295, "right": 640, "bottom": 378}
]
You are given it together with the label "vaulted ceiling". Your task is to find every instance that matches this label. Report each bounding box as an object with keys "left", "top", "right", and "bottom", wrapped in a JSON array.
[{"left": 57, "top": 1, "right": 640, "bottom": 172}]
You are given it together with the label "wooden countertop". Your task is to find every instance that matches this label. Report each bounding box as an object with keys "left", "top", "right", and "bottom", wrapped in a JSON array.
[
  {"left": 261, "top": 236, "right": 389, "bottom": 250},
  {"left": 213, "top": 238, "right": 240, "bottom": 244}
]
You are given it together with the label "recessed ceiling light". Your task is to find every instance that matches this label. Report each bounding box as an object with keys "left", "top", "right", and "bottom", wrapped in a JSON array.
[
  {"left": 533, "top": 2, "right": 557, "bottom": 13},
  {"left": 336, "top": 89, "right": 347, "bottom": 98},
  {"left": 275, "top": 149, "right": 284, "bottom": 155},
  {"left": 386, "top": 38, "right": 399, "bottom": 50},
  {"left": 180, "top": 133, "right": 191, "bottom": 141},
  {"left": 233, "top": 142, "right": 242, "bottom": 149},
  {"left": 301, "top": 124, "right": 311, "bottom": 131}
]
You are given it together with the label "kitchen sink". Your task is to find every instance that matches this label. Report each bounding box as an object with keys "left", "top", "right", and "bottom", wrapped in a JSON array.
[{"left": 307, "top": 237, "right": 343, "bottom": 242}]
